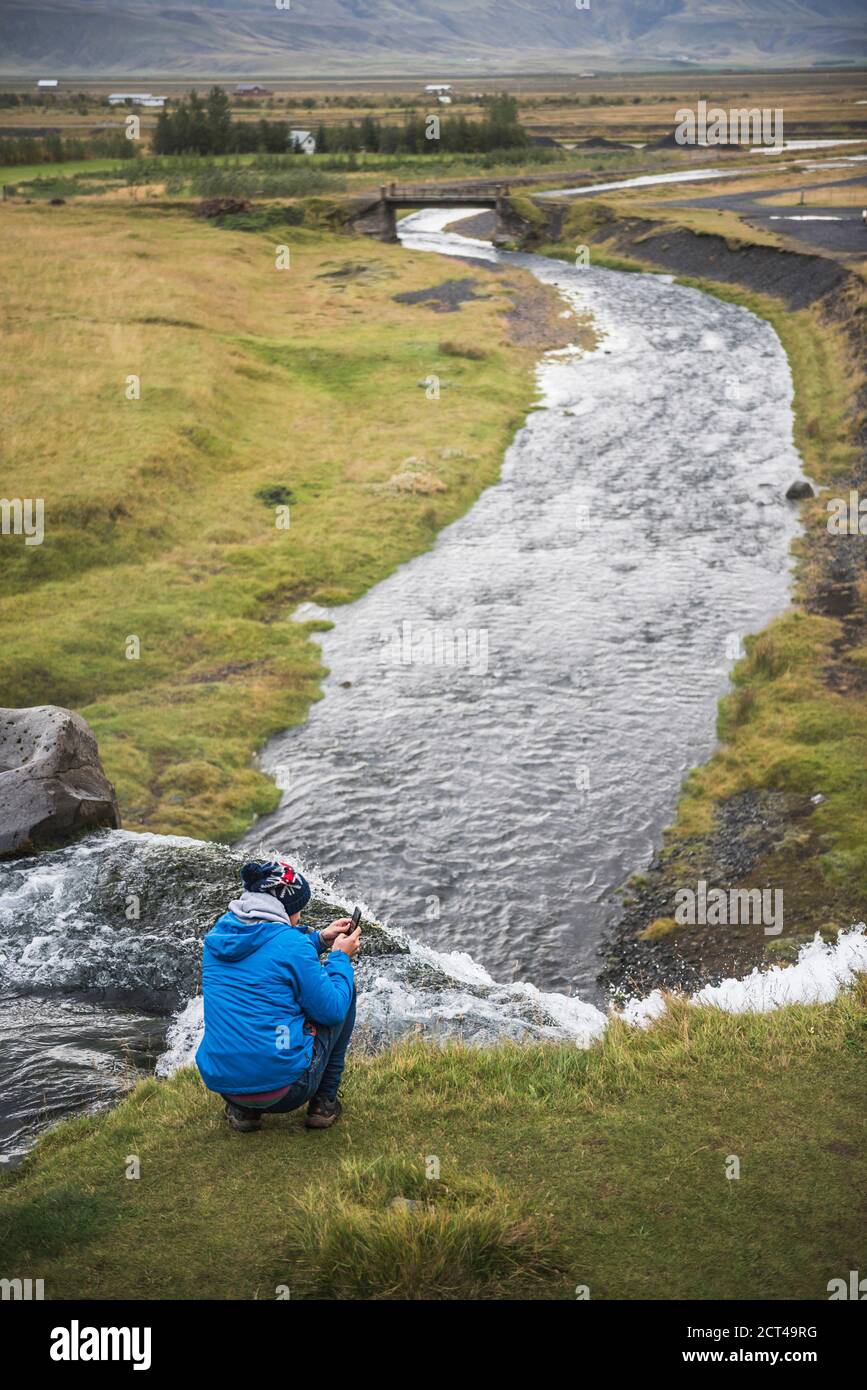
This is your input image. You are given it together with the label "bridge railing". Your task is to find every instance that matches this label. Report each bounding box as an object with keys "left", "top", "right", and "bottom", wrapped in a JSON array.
[{"left": 381, "top": 182, "right": 509, "bottom": 201}]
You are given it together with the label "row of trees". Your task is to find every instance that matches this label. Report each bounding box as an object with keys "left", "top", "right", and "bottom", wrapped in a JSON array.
[
  {"left": 0, "top": 131, "right": 136, "bottom": 167},
  {"left": 0, "top": 91, "right": 89, "bottom": 107},
  {"left": 152, "top": 88, "right": 528, "bottom": 157},
  {"left": 314, "top": 96, "right": 527, "bottom": 154}
]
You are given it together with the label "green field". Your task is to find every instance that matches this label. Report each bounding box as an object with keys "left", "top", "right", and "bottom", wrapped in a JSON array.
[
  {"left": 0, "top": 145, "right": 667, "bottom": 202},
  {"left": 0, "top": 157, "right": 126, "bottom": 184}
]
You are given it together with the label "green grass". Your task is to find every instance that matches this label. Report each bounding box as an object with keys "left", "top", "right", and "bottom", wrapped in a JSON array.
[
  {"left": 0, "top": 158, "right": 125, "bottom": 185},
  {"left": 669, "top": 605, "right": 867, "bottom": 917},
  {"left": 2, "top": 981, "right": 864, "bottom": 1300},
  {"left": 284, "top": 1155, "right": 561, "bottom": 1299},
  {"left": 505, "top": 192, "right": 549, "bottom": 230}
]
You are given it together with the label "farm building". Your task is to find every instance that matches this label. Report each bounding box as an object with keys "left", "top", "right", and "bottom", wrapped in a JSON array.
[
  {"left": 108, "top": 93, "right": 163, "bottom": 107},
  {"left": 290, "top": 129, "right": 316, "bottom": 155}
]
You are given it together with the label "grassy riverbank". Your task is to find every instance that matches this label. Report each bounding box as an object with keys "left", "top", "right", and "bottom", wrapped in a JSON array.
[
  {"left": 1, "top": 979, "right": 865, "bottom": 1300},
  {"left": 534, "top": 196, "right": 867, "bottom": 974},
  {"left": 0, "top": 195, "right": 579, "bottom": 841}
]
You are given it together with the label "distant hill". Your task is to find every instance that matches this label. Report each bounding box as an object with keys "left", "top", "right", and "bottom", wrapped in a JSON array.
[{"left": 1, "top": 0, "right": 865, "bottom": 76}]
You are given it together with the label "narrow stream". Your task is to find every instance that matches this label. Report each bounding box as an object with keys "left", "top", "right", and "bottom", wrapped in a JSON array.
[
  {"left": 242, "top": 208, "right": 803, "bottom": 994},
  {"left": 0, "top": 207, "right": 807, "bottom": 1161}
]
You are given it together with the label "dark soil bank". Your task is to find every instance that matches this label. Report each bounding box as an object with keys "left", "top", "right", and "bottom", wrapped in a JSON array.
[
  {"left": 542, "top": 203, "right": 849, "bottom": 309},
  {"left": 451, "top": 203, "right": 846, "bottom": 308}
]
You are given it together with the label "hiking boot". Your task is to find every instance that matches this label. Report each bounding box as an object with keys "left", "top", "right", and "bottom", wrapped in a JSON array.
[
  {"left": 224, "top": 1101, "right": 262, "bottom": 1133},
  {"left": 305, "top": 1096, "right": 342, "bottom": 1129}
]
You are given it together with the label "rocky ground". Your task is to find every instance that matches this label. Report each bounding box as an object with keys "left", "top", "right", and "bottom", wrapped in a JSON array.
[
  {"left": 598, "top": 789, "right": 836, "bottom": 997},
  {"left": 393, "top": 250, "right": 594, "bottom": 351}
]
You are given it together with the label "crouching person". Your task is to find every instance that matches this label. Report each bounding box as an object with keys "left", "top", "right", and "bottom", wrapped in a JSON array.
[{"left": 196, "top": 859, "right": 360, "bottom": 1133}]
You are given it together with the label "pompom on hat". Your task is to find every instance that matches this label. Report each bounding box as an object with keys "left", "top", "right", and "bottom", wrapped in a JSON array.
[{"left": 241, "top": 859, "right": 311, "bottom": 915}]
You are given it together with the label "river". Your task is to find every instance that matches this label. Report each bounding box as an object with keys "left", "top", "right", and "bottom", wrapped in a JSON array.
[{"left": 241, "top": 208, "right": 803, "bottom": 994}]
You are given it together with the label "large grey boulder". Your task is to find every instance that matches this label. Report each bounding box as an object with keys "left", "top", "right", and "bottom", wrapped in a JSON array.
[
  {"left": 785, "top": 479, "right": 815, "bottom": 500},
  {"left": 0, "top": 706, "right": 120, "bottom": 856}
]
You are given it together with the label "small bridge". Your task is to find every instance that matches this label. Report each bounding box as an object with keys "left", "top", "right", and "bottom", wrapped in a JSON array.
[
  {"left": 383, "top": 182, "right": 509, "bottom": 207},
  {"left": 350, "top": 181, "right": 516, "bottom": 242}
]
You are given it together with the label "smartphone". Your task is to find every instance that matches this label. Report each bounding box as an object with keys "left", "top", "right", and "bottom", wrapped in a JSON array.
[{"left": 350, "top": 906, "right": 361, "bottom": 930}]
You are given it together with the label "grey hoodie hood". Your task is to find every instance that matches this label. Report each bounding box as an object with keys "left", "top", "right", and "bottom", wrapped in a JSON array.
[
  {"left": 204, "top": 890, "right": 296, "bottom": 963},
  {"left": 227, "top": 890, "right": 293, "bottom": 926}
]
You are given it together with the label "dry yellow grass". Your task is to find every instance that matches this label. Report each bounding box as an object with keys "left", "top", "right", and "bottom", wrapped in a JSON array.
[
  {"left": 621, "top": 197, "right": 785, "bottom": 247},
  {"left": 757, "top": 185, "right": 867, "bottom": 208}
]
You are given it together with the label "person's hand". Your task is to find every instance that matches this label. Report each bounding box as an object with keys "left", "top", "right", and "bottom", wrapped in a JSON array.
[
  {"left": 320, "top": 918, "right": 352, "bottom": 946},
  {"left": 331, "top": 925, "right": 361, "bottom": 959}
]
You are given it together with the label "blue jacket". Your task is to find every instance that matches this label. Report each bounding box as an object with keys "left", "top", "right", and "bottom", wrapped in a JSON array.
[{"left": 195, "top": 893, "right": 355, "bottom": 1095}]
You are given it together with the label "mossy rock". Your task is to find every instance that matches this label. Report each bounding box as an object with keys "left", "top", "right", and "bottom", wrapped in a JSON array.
[
  {"left": 506, "top": 194, "right": 547, "bottom": 230},
  {"left": 764, "top": 935, "right": 814, "bottom": 962}
]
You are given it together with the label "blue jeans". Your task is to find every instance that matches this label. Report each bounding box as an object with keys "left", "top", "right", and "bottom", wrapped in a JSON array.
[{"left": 230, "top": 987, "right": 357, "bottom": 1114}]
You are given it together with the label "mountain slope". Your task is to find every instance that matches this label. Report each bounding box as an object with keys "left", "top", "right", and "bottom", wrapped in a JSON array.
[{"left": 0, "top": 0, "right": 865, "bottom": 75}]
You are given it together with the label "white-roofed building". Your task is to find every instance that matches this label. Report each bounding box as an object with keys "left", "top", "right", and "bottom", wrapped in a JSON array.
[{"left": 290, "top": 128, "right": 316, "bottom": 155}]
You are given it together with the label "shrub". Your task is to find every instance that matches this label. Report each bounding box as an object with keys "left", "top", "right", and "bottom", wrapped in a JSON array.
[
  {"left": 255, "top": 485, "right": 294, "bottom": 507},
  {"left": 439, "top": 341, "right": 488, "bottom": 359}
]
